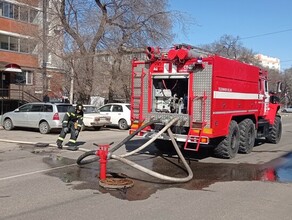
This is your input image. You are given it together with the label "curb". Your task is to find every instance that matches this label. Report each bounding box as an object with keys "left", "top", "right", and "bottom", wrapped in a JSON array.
[{"left": 0, "top": 139, "right": 90, "bottom": 152}]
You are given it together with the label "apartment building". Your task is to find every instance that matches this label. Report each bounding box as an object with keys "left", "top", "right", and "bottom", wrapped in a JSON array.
[
  {"left": 255, "top": 54, "right": 281, "bottom": 72},
  {"left": 0, "top": 0, "right": 65, "bottom": 114}
]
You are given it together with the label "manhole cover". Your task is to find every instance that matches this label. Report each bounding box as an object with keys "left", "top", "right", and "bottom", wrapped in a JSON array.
[
  {"left": 99, "top": 177, "right": 134, "bottom": 189},
  {"left": 35, "top": 143, "right": 49, "bottom": 148}
]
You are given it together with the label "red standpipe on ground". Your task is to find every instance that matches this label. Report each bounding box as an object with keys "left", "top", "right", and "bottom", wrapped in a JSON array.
[{"left": 96, "top": 144, "right": 110, "bottom": 180}]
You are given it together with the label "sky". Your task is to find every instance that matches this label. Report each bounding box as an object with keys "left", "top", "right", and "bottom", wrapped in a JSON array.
[{"left": 168, "top": 0, "right": 292, "bottom": 71}]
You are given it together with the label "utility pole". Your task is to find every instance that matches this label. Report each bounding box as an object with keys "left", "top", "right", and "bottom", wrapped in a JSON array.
[
  {"left": 42, "top": 0, "right": 48, "bottom": 97},
  {"left": 70, "top": 62, "right": 74, "bottom": 104},
  {"left": 1, "top": 72, "right": 3, "bottom": 116}
]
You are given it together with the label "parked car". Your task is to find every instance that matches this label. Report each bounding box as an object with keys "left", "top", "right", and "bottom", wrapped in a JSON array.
[
  {"left": 98, "top": 103, "right": 131, "bottom": 130},
  {"left": 0, "top": 102, "right": 72, "bottom": 134},
  {"left": 74, "top": 104, "right": 111, "bottom": 130},
  {"left": 282, "top": 107, "right": 292, "bottom": 113}
]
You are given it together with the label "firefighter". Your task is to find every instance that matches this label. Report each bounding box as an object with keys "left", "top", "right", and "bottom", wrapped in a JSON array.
[
  {"left": 56, "top": 103, "right": 84, "bottom": 151},
  {"left": 269, "top": 91, "right": 280, "bottom": 104}
]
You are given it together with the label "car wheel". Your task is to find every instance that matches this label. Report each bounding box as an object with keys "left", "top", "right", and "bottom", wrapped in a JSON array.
[
  {"left": 118, "top": 119, "right": 129, "bottom": 130},
  {"left": 3, "top": 118, "right": 14, "bottom": 130},
  {"left": 93, "top": 126, "right": 101, "bottom": 131},
  {"left": 39, "top": 121, "right": 50, "bottom": 134}
]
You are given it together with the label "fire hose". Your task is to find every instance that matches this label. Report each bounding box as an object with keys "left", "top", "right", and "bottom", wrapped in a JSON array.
[
  {"left": 77, "top": 117, "right": 193, "bottom": 183},
  {"left": 76, "top": 119, "right": 161, "bottom": 165}
]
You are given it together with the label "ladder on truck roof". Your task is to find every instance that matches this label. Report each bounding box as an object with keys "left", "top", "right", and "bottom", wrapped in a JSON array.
[{"left": 131, "top": 62, "right": 146, "bottom": 124}]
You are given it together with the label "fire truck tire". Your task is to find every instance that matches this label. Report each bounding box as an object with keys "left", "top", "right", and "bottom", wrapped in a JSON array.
[
  {"left": 76, "top": 150, "right": 98, "bottom": 165},
  {"left": 214, "top": 120, "right": 240, "bottom": 159},
  {"left": 238, "top": 119, "right": 255, "bottom": 154},
  {"left": 266, "top": 116, "right": 282, "bottom": 144}
]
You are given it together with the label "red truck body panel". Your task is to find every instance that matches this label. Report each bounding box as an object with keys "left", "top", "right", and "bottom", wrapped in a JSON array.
[{"left": 130, "top": 45, "right": 281, "bottom": 154}]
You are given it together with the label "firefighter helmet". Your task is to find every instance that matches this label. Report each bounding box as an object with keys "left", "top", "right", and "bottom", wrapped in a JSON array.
[{"left": 76, "top": 103, "right": 83, "bottom": 111}]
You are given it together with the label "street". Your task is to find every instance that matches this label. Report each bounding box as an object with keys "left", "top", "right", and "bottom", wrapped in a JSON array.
[{"left": 0, "top": 116, "right": 292, "bottom": 220}]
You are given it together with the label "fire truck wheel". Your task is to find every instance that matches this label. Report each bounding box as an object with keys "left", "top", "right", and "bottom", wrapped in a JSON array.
[
  {"left": 238, "top": 119, "right": 255, "bottom": 154},
  {"left": 214, "top": 120, "right": 240, "bottom": 159},
  {"left": 266, "top": 116, "right": 282, "bottom": 144}
]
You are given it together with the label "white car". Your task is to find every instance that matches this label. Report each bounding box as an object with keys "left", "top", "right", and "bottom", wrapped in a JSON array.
[
  {"left": 282, "top": 107, "right": 292, "bottom": 113},
  {"left": 77, "top": 105, "right": 111, "bottom": 130},
  {"left": 98, "top": 103, "right": 131, "bottom": 130}
]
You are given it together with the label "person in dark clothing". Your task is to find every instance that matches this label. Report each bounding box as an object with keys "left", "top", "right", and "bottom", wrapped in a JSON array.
[
  {"left": 56, "top": 103, "right": 84, "bottom": 151},
  {"left": 269, "top": 91, "right": 280, "bottom": 104},
  {"left": 43, "top": 94, "right": 50, "bottom": 102}
]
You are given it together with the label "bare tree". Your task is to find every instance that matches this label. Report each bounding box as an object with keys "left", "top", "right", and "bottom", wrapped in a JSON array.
[
  {"left": 202, "top": 34, "right": 289, "bottom": 106},
  {"left": 281, "top": 68, "right": 292, "bottom": 106},
  {"left": 48, "top": 0, "right": 183, "bottom": 103},
  {"left": 202, "top": 34, "right": 259, "bottom": 65}
]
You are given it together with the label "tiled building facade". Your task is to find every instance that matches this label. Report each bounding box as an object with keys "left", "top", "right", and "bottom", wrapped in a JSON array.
[
  {"left": 0, "top": 0, "right": 65, "bottom": 114},
  {"left": 255, "top": 54, "right": 281, "bottom": 72}
]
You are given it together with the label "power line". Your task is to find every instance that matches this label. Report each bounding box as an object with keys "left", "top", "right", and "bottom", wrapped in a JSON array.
[
  {"left": 240, "top": 28, "right": 292, "bottom": 40},
  {"left": 238, "top": 29, "right": 292, "bottom": 67},
  {"left": 281, "top": 60, "right": 292, "bottom": 63}
]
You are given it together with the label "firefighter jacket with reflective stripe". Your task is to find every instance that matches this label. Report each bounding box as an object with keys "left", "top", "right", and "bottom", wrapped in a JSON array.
[{"left": 62, "top": 108, "right": 84, "bottom": 131}]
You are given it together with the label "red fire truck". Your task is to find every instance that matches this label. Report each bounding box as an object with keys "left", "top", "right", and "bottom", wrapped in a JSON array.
[{"left": 130, "top": 44, "right": 282, "bottom": 159}]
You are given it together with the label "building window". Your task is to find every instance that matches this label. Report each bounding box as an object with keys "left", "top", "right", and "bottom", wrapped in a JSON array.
[
  {"left": 0, "top": 34, "right": 36, "bottom": 54},
  {"left": 19, "top": 38, "right": 29, "bottom": 53},
  {"left": 15, "top": 71, "right": 33, "bottom": 85},
  {"left": 19, "top": 6, "right": 28, "bottom": 22},
  {"left": 26, "top": 71, "right": 33, "bottom": 85},
  {"left": 0, "top": 1, "right": 39, "bottom": 24},
  {"left": 30, "top": 9, "right": 37, "bottom": 23},
  {"left": 3, "top": 2, "right": 10, "bottom": 18},
  {"left": 13, "top": 4, "right": 19, "bottom": 20},
  {"left": 47, "top": 78, "right": 51, "bottom": 91},
  {"left": 0, "top": 2, "right": 3, "bottom": 16},
  {"left": 9, "top": 36, "right": 18, "bottom": 51},
  {"left": 0, "top": 34, "right": 8, "bottom": 50}
]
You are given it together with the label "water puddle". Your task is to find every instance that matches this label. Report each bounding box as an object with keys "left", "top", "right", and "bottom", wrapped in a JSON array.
[
  {"left": 23, "top": 144, "right": 292, "bottom": 201},
  {"left": 40, "top": 151, "right": 292, "bottom": 201}
]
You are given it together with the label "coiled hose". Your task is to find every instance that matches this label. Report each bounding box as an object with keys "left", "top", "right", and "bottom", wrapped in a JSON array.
[
  {"left": 77, "top": 118, "right": 193, "bottom": 183},
  {"left": 76, "top": 119, "right": 160, "bottom": 165}
]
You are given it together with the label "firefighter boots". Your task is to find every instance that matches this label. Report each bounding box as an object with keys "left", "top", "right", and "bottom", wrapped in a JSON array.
[
  {"left": 56, "top": 140, "right": 63, "bottom": 149},
  {"left": 66, "top": 142, "right": 79, "bottom": 151}
]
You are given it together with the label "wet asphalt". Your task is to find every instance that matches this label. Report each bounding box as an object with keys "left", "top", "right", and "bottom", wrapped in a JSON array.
[{"left": 0, "top": 116, "right": 292, "bottom": 219}]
